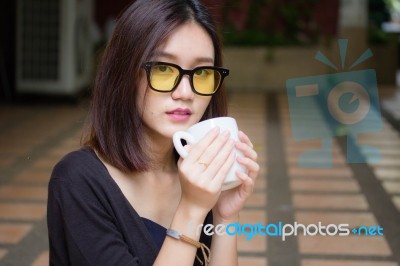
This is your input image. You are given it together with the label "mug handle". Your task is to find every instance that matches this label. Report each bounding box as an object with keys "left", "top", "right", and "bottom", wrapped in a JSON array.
[{"left": 173, "top": 131, "right": 196, "bottom": 158}]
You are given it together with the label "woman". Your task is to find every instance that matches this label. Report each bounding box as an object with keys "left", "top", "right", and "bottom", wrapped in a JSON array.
[{"left": 47, "top": 0, "right": 259, "bottom": 265}]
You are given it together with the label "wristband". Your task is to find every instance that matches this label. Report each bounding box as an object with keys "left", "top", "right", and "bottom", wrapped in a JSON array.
[{"left": 166, "top": 228, "right": 211, "bottom": 266}]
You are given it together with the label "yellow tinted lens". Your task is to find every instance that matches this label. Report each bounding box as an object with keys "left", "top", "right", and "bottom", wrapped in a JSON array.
[
  {"left": 193, "top": 68, "right": 221, "bottom": 94},
  {"left": 150, "top": 65, "right": 179, "bottom": 91}
]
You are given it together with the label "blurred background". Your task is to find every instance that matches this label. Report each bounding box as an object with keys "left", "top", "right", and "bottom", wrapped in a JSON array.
[
  {"left": 1, "top": 0, "right": 400, "bottom": 99},
  {"left": 1, "top": 0, "right": 400, "bottom": 265}
]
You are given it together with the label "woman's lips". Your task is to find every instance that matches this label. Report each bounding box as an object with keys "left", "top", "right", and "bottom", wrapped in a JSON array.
[{"left": 166, "top": 108, "right": 192, "bottom": 121}]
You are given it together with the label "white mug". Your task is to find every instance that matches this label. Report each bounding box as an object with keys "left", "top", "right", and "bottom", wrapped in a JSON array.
[{"left": 173, "top": 117, "right": 245, "bottom": 190}]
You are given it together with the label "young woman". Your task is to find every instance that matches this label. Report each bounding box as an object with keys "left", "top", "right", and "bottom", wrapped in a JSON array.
[{"left": 47, "top": 0, "right": 259, "bottom": 265}]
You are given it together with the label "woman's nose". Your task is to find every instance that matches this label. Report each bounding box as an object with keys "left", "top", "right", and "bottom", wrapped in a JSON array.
[{"left": 171, "top": 75, "right": 194, "bottom": 100}]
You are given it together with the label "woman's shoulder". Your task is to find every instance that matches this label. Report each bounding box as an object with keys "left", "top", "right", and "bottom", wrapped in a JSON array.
[
  {"left": 50, "top": 147, "right": 105, "bottom": 184},
  {"left": 52, "top": 146, "right": 97, "bottom": 171}
]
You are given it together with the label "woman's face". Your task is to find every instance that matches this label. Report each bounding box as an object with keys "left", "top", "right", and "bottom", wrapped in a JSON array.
[{"left": 137, "top": 22, "right": 214, "bottom": 141}]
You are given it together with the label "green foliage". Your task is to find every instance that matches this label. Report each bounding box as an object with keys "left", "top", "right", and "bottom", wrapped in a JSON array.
[
  {"left": 384, "top": 0, "right": 400, "bottom": 15},
  {"left": 368, "top": 0, "right": 391, "bottom": 45},
  {"left": 221, "top": 0, "right": 321, "bottom": 47},
  {"left": 368, "top": 25, "right": 391, "bottom": 45},
  {"left": 222, "top": 28, "right": 303, "bottom": 46}
]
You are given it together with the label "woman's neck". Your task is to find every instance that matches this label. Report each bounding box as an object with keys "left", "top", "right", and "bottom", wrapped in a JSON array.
[{"left": 144, "top": 133, "right": 178, "bottom": 174}]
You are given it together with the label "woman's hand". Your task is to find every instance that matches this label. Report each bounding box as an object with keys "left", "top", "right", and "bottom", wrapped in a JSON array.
[
  {"left": 177, "top": 127, "right": 237, "bottom": 217},
  {"left": 212, "top": 131, "right": 260, "bottom": 222}
]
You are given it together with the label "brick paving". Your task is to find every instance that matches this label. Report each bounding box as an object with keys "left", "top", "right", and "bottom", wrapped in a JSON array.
[
  {"left": 0, "top": 103, "right": 85, "bottom": 265},
  {"left": 0, "top": 89, "right": 399, "bottom": 266}
]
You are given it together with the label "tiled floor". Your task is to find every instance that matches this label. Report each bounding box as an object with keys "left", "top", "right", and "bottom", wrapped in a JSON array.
[
  {"left": 0, "top": 103, "right": 85, "bottom": 265},
  {"left": 0, "top": 88, "right": 400, "bottom": 266}
]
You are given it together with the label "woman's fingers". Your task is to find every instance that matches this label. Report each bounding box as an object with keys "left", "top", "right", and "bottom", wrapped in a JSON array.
[
  {"left": 236, "top": 170, "right": 255, "bottom": 195},
  {"left": 238, "top": 130, "right": 253, "bottom": 148},
  {"left": 236, "top": 130, "right": 260, "bottom": 182},
  {"left": 196, "top": 130, "right": 231, "bottom": 167},
  {"left": 184, "top": 127, "right": 220, "bottom": 163},
  {"left": 237, "top": 156, "right": 259, "bottom": 178},
  {"left": 203, "top": 139, "right": 235, "bottom": 182},
  {"left": 180, "top": 128, "right": 259, "bottom": 196},
  {"left": 211, "top": 150, "right": 236, "bottom": 188},
  {"left": 235, "top": 141, "right": 257, "bottom": 161},
  {"left": 179, "top": 128, "right": 234, "bottom": 185}
]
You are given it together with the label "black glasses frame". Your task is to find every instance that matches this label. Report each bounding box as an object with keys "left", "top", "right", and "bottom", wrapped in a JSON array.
[{"left": 143, "top": 61, "right": 229, "bottom": 96}]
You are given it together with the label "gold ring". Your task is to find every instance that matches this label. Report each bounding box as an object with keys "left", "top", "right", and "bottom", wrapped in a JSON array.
[{"left": 198, "top": 161, "right": 209, "bottom": 168}]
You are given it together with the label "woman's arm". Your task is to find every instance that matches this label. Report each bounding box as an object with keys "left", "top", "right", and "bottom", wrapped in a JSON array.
[
  {"left": 209, "top": 216, "right": 239, "bottom": 266},
  {"left": 155, "top": 127, "right": 237, "bottom": 265},
  {"left": 153, "top": 200, "right": 209, "bottom": 265},
  {"left": 156, "top": 129, "right": 259, "bottom": 265}
]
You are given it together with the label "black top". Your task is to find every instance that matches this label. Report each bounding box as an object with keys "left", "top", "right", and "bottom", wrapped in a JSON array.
[
  {"left": 47, "top": 147, "right": 212, "bottom": 266},
  {"left": 141, "top": 217, "right": 167, "bottom": 250}
]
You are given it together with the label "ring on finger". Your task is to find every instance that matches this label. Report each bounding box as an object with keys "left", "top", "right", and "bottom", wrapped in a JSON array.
[{"left": 198, "top": 161, "right": 209, "bottom": 168}]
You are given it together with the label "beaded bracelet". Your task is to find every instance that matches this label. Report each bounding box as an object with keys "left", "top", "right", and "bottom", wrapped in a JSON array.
[{"left": 166, "top": 228, "right": 211, "bottom": 266}]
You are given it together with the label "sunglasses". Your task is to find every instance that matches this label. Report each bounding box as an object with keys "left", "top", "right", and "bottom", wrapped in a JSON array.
[{"left": 143, "top": 61, "right": 229, "bottom": 96}]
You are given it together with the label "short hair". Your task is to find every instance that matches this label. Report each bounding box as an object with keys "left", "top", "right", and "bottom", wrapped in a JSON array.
[{"left": 83, "top": 0, "right": 227, "bottom": 172}]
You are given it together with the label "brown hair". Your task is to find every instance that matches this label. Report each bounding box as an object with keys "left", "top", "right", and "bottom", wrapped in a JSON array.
[{"left": 83, "top": 0, "right": 227, "bottom": 172}]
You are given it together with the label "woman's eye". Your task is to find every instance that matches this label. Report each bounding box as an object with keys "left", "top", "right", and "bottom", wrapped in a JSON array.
[
  {"left": 157, "top": 65, "right": 169, "bottom": 72},
  {"left": 195, "top": 69, "right": 209, "bottom": 76},
  {"left": 152, "top": 65, "right": 176, "bottom": 75}
]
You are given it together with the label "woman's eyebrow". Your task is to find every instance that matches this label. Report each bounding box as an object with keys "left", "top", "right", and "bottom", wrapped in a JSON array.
[
  {"left": 151, "top": 51, "right": 176, "bottom": 60},
  {"left": 151, "top": 51, "right": 214, "bottom": 64},
  {"left": 196, "top": 57, "right": 215, "bottom": 64}
]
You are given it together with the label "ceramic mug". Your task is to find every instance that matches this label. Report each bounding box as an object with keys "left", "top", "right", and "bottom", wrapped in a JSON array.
[{"left": 173, "top": 117, "right": 245, "bottom": 190}]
